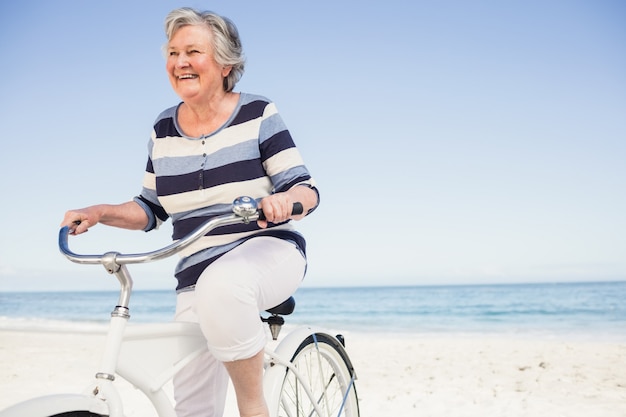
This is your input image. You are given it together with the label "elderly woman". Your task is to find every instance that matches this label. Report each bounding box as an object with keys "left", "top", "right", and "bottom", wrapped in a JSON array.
[{"left": 60, "top": 7, "right": 319, "bottom": 417}]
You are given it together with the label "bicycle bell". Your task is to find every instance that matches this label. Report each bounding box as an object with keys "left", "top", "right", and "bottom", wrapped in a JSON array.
[{"left": 232, "top": 196, "right": 259, "bottom": 219}]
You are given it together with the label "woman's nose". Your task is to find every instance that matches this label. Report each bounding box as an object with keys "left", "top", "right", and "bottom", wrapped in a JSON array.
[{"left": 176, "top": 53, "right": 190, "bottom": 68}]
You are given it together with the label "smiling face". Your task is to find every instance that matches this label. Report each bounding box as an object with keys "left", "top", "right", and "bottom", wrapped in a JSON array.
[{"left": 166, "top": 24, "right": 232, "bottom": 104}]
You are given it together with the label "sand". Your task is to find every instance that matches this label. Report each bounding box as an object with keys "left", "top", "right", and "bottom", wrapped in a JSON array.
[{"left": 0, "top": 329, "right": 624, "bottom": 416}]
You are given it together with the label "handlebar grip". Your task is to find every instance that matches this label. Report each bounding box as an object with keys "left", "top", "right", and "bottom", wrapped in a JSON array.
[{"left": 258, "top": 202, "right": 303, "bottom": 221}]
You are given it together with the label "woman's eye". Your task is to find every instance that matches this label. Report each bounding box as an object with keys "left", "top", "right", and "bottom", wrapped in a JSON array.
[{"left": 168, "top": 51, "right": 178, "bottom": 57}]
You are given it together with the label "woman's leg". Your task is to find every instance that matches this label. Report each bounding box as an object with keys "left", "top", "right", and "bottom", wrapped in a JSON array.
[
  {"left": 195, "top": 237, "right": 306, "bottom": 417},
  {"left": 173, "top": 291, "right": 230, "bottom": 417},
  {"left": 223, "top": 350, "right": 267, "bottom": 417}
]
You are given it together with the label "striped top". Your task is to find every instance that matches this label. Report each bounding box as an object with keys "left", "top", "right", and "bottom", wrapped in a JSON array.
[{"left": 134, "top": 93, "right": 317, "bottom": 290}]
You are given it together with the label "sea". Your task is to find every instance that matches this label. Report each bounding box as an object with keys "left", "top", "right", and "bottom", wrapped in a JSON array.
[{"left": 1, "top": 281, "right": 625, "bottom": 342}]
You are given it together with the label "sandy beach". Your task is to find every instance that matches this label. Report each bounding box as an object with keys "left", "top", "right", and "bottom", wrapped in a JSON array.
[{"left": 0, "top": 329, "right": 624, "bottom": 416}]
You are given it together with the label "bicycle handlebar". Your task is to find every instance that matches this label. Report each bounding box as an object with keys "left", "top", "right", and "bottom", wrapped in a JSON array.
[{"left": 59, "top": 196, "right": 303, "bottom": 266}]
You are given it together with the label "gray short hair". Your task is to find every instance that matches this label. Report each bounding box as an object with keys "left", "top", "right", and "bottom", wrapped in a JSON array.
[{"left": 164, "top": 7, "right": 245, "bottom": 92}]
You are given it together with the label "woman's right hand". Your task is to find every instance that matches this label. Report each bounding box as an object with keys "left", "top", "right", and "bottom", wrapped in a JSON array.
[
  {"left": 60, "top": 206, "right": 101, "bottom": 235},
  {"left": 60, "top": 201, "right": 149, "bottom": 235}
]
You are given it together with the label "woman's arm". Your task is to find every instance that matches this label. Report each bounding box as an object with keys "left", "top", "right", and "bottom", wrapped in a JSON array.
[
  {"left": 60, "top": 200, "right": 149, "bottom": 235},
  {"left": 257, "top": 185, "right": 319, "bottom": 228}
]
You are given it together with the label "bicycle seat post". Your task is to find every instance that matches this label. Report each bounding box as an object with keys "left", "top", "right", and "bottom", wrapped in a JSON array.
[
  {"left": 262, "top": 297, "right": 295, "bottom": 340},
  {"left": 264, "top": 314, "right": 285, "bottom": 340}
]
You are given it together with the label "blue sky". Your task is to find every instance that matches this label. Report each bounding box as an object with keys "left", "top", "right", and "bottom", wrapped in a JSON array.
[{"left": 0, "top": 0, "right": 624, "bottom": 291}]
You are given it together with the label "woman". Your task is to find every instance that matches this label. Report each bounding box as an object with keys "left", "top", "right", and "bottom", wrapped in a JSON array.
[{"left": 60, "top": 7, "right": 319, "bottom": 417}]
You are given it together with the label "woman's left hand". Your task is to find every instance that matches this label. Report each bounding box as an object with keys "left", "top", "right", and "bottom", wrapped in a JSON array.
[
  {"left": 257, "top": 185, "right": 318, "bottom": 228},
  {"left": 257, "top": 194, "right": 294, "bottom": 228}
]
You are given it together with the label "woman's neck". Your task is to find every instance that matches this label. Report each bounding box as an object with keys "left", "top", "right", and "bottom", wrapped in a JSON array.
[{"left": 178, "top": 92, "right": 240, "bottom": 137}]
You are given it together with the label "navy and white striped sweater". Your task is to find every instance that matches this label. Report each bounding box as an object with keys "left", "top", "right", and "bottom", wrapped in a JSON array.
[{"left": 134, "top": 93, "right": 317, "bottom": 290}]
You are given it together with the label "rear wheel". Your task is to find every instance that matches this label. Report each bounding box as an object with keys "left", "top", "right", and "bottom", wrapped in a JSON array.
[{"left": 277, "top": 333, "right": 359, "bottom": 417}]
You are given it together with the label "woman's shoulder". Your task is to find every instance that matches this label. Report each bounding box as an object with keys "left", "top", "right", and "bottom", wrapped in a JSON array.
[
  {"left": 236, "top": 93, "right": 284, "bottom": 121},
  {"left": 153, "top": 104, "right": 179, "bottom": 124},
  {"left": 149, "top": 104, "right": 181, "bottom": 139},
  {"left": 239, "top": 92, "right": 274, "bottom": 106}
]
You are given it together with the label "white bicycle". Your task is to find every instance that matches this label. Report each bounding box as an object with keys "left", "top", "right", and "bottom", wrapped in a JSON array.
[{"left": 0, "top": 197, "right": 360, "bottom": 417}]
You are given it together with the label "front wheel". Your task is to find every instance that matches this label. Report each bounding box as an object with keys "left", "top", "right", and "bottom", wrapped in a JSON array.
[
  {"left": 277, "top": 333, "right": 360, "bottom": 417},
  {"left": 0, "top": 394, "right": 109, "bottom": 417}
]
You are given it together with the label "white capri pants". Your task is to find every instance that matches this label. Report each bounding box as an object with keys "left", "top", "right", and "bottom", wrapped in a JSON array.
[{"left": 173, "top": 236, "right": 307, "bottom": 417}]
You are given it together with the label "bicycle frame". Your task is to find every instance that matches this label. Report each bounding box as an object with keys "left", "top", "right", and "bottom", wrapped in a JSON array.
[
  {"left": 0, "top": 197, "right": 351, "bottom": 417},
  {"left": 1, "top": 317, "right": 330, "bottom": 417}
]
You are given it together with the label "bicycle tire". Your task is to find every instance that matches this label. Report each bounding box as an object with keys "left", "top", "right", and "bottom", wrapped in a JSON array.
[
  {"left": 277, "top": 333, "right": 360, "bottom": 417},
  {"left": 49, "top": 412, "right": 106, "bottom": 417}
]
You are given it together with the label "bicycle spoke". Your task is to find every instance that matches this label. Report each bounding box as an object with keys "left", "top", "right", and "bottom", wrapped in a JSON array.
[
  {"left": 336, "top": 375, "right": 356, "bottom": 417},
  {"left": 311, "top": 334, "right": 331, "bottom": 416},
  {"left": 277, "top": 334, "right": 359, "bottom": 417},
  {"left": 314, "top": 372, "right": 336, "bottom": 413}
]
